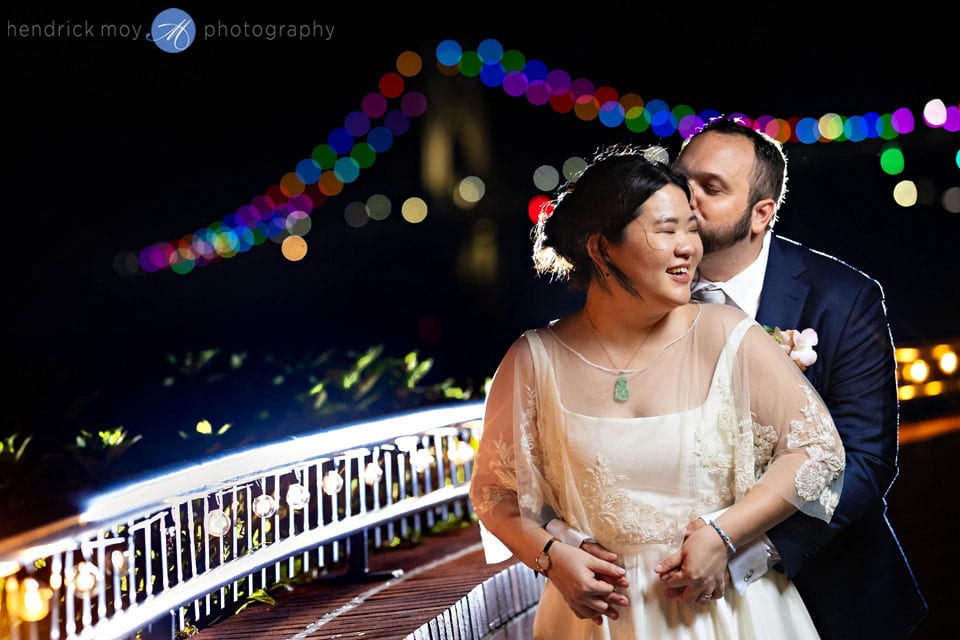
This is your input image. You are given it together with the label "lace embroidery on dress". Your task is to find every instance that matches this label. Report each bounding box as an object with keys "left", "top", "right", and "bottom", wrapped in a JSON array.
[
  {"left": 753, "top": 421, "right": 778, "bottom": 476},
  {"left": 518, "top": 383, "right": 549, "bottom": 516},
  {"left": 787, "top": 385, "right": 845, "bottom": 516},
  {"left": 579, "top": 456, "right": 680, "bottom": 544},
  {"left": 694, "top": 389, "right": 737, "bottom": 512},
  {"left": 473, "top": 434, "right": 518, "bottom": 515},
  {"left": 473, "top": 383, "right": 542, "bottom": 516},
  {"left": 518, "top": 385, "right": 540, "bottom": 466}
]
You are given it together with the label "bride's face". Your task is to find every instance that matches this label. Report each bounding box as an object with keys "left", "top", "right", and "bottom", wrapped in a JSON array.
[{"left": 607, "top": 184, "right": 702, "bottom": 305}]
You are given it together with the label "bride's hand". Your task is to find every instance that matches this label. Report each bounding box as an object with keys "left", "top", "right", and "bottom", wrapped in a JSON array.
[{"left": 655, "top": 520, "right": 729, "bottom": 604}]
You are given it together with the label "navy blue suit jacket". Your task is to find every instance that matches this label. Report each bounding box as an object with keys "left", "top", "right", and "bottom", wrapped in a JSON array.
[{"left": 758, "top": 234, "right": 927, "bottom": 639}]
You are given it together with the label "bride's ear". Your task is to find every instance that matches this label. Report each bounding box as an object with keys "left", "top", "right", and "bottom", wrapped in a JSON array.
[{"left": 586, "top": 233, "right": 605, "bottom": 271}]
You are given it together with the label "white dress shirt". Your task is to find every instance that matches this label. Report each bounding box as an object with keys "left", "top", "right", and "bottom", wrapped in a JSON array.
[{"left": 691, "top": 229, "right": 772, "bottom": 320}]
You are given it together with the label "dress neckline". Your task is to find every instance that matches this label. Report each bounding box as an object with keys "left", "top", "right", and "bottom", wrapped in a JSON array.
[{"left": 546, "top": 305, "right": 702, "bottom": 376}]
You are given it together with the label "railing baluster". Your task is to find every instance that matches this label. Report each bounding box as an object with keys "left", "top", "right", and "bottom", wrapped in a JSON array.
[
  {"left": 185, "top": 499, "right": 199, "bottom": 622},
  {"left": 111, "top": 532, "right": 123, "bottom": 619},
  {"left": 422, "top": 434, "right": 436, "bottom": 529},
  {"left": 220, "top": 489, "right": 230, "bottom": 614},
  {"left": 63, "top": 552, "right": 76, "bottom": 638},
  {"left": 158, "top": 512, "right": 170, "bottom": 595},
  {"left": 171, "top": 504, "right": 186, "bottom": 631},
  {"left": 94, "top": 534, "right": 107, "bottom": 624},
  {"left": 432, "top": 432, "right": 449, "bottom": 523},
  {"left": 379, "top": 445, "right": 392, "bottom": 546},
  {"left": 397, "top": 449, "right": 409, "bottom": 538},
  {"left": 49, "top": 553, "right": 62, "bottom": 640},
  {"left": 143, "top": 513, "right": 154, "bottom": 601},
  {"left": 242, "top": 483, "right": 252, "bottom": 601}
]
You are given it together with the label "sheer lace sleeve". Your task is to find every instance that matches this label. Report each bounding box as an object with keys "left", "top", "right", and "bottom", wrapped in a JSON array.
[
  {"left": 734, "top": 322, "right": 845, "bottom": 522},
  {"left": 469, "top": 333, "right": 555, "bottom": 564}
]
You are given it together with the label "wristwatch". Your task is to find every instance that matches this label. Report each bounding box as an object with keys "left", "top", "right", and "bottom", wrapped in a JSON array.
[{"left": 535, "top": 537, "right": 560, "bottom": 575}]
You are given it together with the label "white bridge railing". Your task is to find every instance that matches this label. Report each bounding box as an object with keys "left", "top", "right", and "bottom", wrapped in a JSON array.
[{"left": 0, "top": 401, "right": 485, "bottom": 640}]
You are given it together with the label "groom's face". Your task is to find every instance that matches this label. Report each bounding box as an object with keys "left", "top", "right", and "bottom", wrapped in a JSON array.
[{"left": 673, "top": 132, "right": 754, "bottom": 255}]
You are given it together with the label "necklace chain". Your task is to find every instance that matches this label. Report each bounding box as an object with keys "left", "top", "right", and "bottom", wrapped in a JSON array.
[
  {"left": 584, "top": 306, "right": 655, "bottom": 373},
  {"left": 584, "top": 306, "right": 654, "bottom": 403},
  {"left": 581, "top": 305, "right": 695, "bottom": 403}
]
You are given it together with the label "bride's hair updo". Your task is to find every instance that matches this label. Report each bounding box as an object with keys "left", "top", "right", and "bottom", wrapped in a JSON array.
[{"left": 532, "top": 144, "right": 691, "bottom": 290}]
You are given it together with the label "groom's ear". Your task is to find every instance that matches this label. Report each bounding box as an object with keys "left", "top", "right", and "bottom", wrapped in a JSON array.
[{"left": 752, "top": 198, "right": 776, "bottom": 232}]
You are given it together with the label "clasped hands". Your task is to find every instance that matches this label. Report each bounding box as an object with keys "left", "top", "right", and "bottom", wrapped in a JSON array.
[{"left": 550, "top": 518, "right": 733, "bottom": 625}]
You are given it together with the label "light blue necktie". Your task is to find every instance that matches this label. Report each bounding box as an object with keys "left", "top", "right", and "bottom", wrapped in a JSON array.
[{"left": 692, "top": 286, "right": 728, "bottom": 305}]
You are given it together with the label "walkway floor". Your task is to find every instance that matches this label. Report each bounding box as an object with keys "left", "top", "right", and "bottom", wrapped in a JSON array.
[
  {"left": 193, "top": 416, "right": 959, "bottom": 640},
  {"left": 191, "top": 523, "right": 517, "bottom": 639}
]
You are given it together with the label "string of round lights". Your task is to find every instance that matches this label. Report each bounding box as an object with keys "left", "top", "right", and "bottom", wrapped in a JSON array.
[{"left": 121, "top": 38, "right": 958, "bottom": 276}]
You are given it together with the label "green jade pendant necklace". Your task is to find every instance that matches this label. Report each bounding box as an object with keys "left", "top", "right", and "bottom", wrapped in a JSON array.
[{"left": 584, "top": 307, "right": 655, "bottom": 403}]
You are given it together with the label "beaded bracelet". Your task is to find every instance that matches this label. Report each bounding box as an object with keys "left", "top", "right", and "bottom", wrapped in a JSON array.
[{"left": 707, "top": 518, "right": 737, "bottom": 555}]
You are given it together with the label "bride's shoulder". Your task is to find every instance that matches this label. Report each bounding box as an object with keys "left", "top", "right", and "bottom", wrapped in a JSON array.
[
  {"left": 694, "top": 302, "right": 750, "bottom": 321},
  {"left": 690, "top": 303, "right": 755, "bottom": 340}
]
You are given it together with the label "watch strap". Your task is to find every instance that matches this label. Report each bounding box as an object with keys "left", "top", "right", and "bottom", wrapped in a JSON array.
[{"left": 534, "top": 537, "right": 560, "bottom": 575}]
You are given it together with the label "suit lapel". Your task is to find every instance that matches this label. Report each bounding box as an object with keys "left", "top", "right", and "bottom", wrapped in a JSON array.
[
  {"left": 756, "top": 235, "right": 809, "bottom": 330},
  {"left": 757, "top": 236, "right": 820, "bottom": 386}
]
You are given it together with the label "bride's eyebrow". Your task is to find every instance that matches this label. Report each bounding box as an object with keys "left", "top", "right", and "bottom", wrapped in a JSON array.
[{"left": 649, "top": 215, "right": 679, "bottom": 228}]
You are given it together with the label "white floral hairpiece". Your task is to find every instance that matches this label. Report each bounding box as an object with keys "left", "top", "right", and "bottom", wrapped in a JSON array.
[{"left": 591, "top": 143, "right": 669, "bottom": 166}]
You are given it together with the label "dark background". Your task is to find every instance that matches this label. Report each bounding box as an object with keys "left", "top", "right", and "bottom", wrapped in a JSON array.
[{"left": 6, "top": 6, "right": 958, "bottom": 439}]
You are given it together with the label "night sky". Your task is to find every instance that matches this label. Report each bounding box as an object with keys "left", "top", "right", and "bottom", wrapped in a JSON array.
[{"left": 6, "top": 6, "right": 959, "bottom": 441}]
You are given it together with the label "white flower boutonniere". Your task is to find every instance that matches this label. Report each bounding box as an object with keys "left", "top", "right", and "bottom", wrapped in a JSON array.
[{"left": 764, "top": 325, "right": 818, "bottom": 372}]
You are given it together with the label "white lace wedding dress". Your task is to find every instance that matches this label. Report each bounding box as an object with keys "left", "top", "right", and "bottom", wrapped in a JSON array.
[{"left": 471, "top": 304, "right": 845, "bottom": 639}]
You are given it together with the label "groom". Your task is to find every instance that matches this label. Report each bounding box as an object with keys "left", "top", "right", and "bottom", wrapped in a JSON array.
[{"left": 547, "top": 118, "right": 927, "bottom": 639}]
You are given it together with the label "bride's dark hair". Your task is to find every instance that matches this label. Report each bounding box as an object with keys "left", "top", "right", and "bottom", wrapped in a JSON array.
[{"left": 532, "top": 144, "right": 690, "bottom": 290}]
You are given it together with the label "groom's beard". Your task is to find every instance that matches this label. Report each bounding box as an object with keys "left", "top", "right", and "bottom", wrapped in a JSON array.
[{"left": 701, "top": 206, "right": 752, "bottom": 255}]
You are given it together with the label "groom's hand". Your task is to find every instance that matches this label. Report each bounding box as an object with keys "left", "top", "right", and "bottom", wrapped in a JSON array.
[
  {"left": 580, "top": 541, "right": 630, "bottom": 588},
  {"left": 549, "top": 541, "right": 630, "bottom": 624}
]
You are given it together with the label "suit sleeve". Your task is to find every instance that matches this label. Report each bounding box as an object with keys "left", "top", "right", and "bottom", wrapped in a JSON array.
[{"left": 767, "top": 276, "right": 899, "bottom": 578}]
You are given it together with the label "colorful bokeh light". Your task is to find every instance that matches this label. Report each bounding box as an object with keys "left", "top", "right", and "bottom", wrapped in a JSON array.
[{"left": 126, "top": 38, "right": 957, "bottom": 277}]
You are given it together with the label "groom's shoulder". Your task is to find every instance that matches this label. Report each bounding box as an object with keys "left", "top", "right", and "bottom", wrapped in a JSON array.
[{"left": 772, "top": 234, "right": 881, "bottom": 288}]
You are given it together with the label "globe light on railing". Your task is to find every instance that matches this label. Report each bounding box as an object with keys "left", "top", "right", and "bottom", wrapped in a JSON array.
[
  {"left": 395, "top": 436, "right": 420, "bottom": 452},
  {"left": 448, "top": 440, "right": 475, "bottom": 465},
  {"left": 205, "top": 509, "right": 231, "bottom": 537},
  {"left": 364, "top": 462, "right": 383, "bottom": 486},
  {"left": 413, "top": 449, "right": 434, "bottom": 473},
  {"left": 17, "top": 577, "right": 52, "bottom": 622},
  {"left": 49, "top": 572, "right": 62, "bottom": 590},
  {"left": 71, "top": 561, "right": 101, "bottom": 594},
  {"left": 5, "top": 576, "right": 19, "bottom": 618},
  {"left": 321, "top": 470, "right": 344, "bottom": 495},
  {"left": 252, "top": 494, "right": 279, "bottom": 518},
  {"left": 286, "top": 483, "right": 311, "bottom": 509},
  {"left": 110, "top": 549, "right": 127, "bottom": 572}
]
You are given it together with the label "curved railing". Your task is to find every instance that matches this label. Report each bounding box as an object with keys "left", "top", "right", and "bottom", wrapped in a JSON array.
[{"left": 0, "top": 401, "right": 485, "bottom": 640}]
